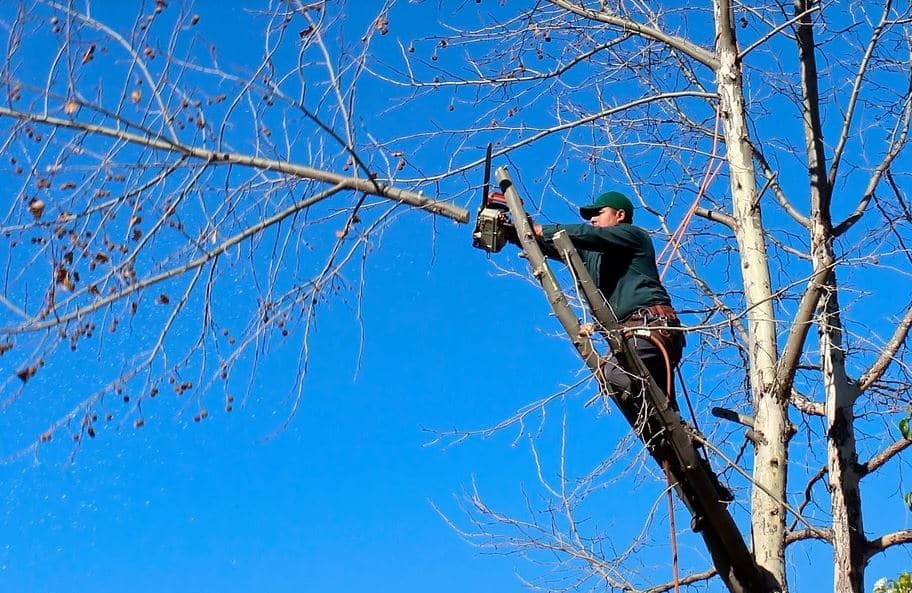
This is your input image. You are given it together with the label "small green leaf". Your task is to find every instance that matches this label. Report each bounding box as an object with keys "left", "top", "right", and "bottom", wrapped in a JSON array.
[
  {"left": 904, "top": 492, "right": 912, "bottom": 511},
  {"left": 900, "top": 417, "right": 911, "bottom": 441}
]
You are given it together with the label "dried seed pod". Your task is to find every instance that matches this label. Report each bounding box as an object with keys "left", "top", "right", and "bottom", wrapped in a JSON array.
[
  {"left": 28, "top": 198, "right": 45, "bottom": 219},
  {"left": 81, "top": 44, "right": 96, "bottom": 64},
  {"left": 55, "top": 267, "right": 75, "bottom": 291}
]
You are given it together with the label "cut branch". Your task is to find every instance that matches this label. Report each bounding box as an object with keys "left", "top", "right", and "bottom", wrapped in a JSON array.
[{"left": 0, "top": 106, "right": 469, "bottom": 223}]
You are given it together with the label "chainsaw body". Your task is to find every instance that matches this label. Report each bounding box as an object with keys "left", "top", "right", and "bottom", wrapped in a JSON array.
[
  {"left": 472, "top": 192, "right": 511, "bottom": 253},
  {"left": 472, "top": 144, "right": 516, "bottom": 253}
]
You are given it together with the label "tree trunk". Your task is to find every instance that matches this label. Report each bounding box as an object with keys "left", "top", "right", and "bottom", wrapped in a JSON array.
[
  {"left": 819, "top": 272, "right": 865, "bottom": 593},
  {"left": 714, "top": 1, "right": 787, "bottom": 589}
]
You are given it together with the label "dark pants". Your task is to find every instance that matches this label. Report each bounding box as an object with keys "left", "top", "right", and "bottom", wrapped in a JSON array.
[{"left": 601, "top": 327, "right": 684, "bottom": 407}]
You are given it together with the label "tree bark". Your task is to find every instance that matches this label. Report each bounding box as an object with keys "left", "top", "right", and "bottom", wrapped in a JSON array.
[
  {"left": 713, "top": 1, "right": 786, "bottom": 590},
  {"left": 813, "top": 261, "right": 866, "bottom": 593},
  {"left": 821, "top": 280, "right": 865, "bottom": 593},
  {"left": 791, "top": 2, "right": 867, "bottom": 589}
]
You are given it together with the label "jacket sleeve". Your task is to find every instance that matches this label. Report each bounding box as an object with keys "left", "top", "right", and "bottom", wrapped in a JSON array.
[
  {"left": 541, "top": 223, "right": 640, "bottom": 253},
  {"left": 537, "top": 224, "right": 562, "bottom": 258}
]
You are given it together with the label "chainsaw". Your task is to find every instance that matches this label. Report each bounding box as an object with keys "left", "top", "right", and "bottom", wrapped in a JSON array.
[{"left": 471, "top": 143, "right": 513, "bottom": 253}]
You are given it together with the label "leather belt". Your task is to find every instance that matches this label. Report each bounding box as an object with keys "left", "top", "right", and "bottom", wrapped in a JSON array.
[{"left": 622, "top": 303, "right": 678, "bottom": 325}]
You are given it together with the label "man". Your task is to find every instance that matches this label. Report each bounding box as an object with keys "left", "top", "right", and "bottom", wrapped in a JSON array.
[
  {"left": 511, "top": 190, "right": 734, "bottom": 506},
  {"left": 530, "top": 191, "right": 685, "bottom": 403}
]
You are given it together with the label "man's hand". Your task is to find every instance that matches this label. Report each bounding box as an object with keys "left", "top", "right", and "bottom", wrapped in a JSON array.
[
  {"left": 578, "top": 322, "right": 596, "bottom": 337},
  {"left": 533, "top": 224, "right": 543, "bottom": 238}
]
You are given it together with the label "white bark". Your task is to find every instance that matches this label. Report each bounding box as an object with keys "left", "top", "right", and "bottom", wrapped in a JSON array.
[
  {"left": 714, "top": 1, "right": 786, "bottom": 589},
  {"left": 821, "top": 288, "right": 865, "bottom": 593}
]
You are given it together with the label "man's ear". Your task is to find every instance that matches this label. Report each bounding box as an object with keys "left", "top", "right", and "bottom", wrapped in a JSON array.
[{"left": 616, "top": 209, "right": 627, "bottom": 223}]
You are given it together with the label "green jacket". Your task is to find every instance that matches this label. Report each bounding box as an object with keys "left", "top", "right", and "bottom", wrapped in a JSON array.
[{"left": 540, "top": 223, "right": 671, "bottom": 321}]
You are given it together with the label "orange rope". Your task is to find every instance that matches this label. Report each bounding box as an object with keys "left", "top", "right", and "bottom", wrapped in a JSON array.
[
  {"left": 646, "top": 333, "right": 675, "bottom": 400},
  {"left": 649, "top": 333, "right": 679, "bottom": 593},
  {"left": 658, "top": 109, "right": 723, "bottom": 281}
]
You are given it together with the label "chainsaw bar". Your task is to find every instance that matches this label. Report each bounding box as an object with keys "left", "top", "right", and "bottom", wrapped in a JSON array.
[{"left": 481, "top": 143, "right": 493, "bottom": 207}]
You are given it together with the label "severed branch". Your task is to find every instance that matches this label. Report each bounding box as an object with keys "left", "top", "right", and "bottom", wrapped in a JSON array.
[
  {"left": 496, "top": 166, "right": 603, "bottom": 375},
  {"left": 0, "top": 106, "right": 469, "bottom": 223},
  {"left": 545, "top": 243, "right": 766, "bottom": 591}
]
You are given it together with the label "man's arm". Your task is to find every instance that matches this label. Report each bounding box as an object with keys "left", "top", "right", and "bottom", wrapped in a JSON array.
[
  {"left": 531, "top": 224, "right": 561, "bottom": 258},
  {"left": 539, "top": 223, "right": 640, "bottom": 253}
]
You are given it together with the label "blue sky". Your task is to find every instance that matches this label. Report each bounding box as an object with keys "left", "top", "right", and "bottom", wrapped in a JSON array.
[{"left": 0, "top": 1, "right": 910, "bottom": 592}]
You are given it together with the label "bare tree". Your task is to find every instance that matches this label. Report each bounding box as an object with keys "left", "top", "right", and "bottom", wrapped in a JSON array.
[
  {"left": 2, "top": 2, "right": 912, "bottom": 593},
  {"left": 369, "top": 1, "right": 912, "bottom": 592},
  {"left": 0, "top": 1, "right": 466, "bottom": 459}
]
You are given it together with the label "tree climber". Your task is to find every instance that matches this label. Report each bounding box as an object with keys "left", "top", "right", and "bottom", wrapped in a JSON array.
[
  {"left": 526, "top": 191, "right": 685, "bottom": 404},
  {"left": 506, "top": 190, "right": 734, "bottom": 505}
]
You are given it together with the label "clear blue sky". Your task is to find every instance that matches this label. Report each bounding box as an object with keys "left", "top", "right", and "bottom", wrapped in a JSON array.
[{"left": 0, "top": 2, "right": 909, "bottom": 593}]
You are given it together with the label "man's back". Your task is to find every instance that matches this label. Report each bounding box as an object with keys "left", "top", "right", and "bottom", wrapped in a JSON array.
[{"left": 540, "top": 222, "right": 671, "bottom": 320}]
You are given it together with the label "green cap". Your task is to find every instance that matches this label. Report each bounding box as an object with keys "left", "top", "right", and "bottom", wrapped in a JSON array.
[{"left": 579, "top": 191, "right": 634, "bottom": 222}]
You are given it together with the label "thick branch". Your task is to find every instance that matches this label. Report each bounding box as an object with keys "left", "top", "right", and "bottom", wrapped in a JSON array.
[
  {"left": 859, "top": 438, "right": 912, "bottom": 477},
  {"left": 546, "top": 0, "right": 719, "bottom": 70},
  {"left": 795, "top": 0, "right": 832, "bottom": 219},
  {"left": 694, "top": 206, "right": 735, "bottom": 229},
  {"left": 786, "top": 528, "right": 833, "bottom": 544},
  {"left": 866, "top": 530, "right": 912, "bottom": 561},
  {"left": 773, "top": 263, "right": 834, "bottom": 399},
  {"left": 790, "top": 389, "right": 825, "bottom": 416},
  {"left": 857, "top": 300, "right": 912, "bottom": 391},
  {"left": 0, "top": 106, "right": 469, "bottom": 223}
]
